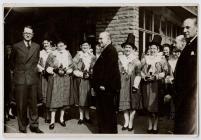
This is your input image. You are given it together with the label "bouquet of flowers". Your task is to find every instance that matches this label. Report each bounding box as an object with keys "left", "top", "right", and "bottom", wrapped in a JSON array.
[{"left": 53, "top": 64, "right": 67, "bottom": 77}]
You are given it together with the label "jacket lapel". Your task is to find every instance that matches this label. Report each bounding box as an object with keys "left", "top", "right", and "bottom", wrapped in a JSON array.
[{"left": 25, "top": 42, "right": 37, "bottom": 63}]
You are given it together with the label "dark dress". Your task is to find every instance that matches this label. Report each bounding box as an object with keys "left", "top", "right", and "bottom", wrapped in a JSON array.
[
  {"left": 118, "top": 54, "right": 142, "bottom": 111},
  {"left": 174, "top": 37, "right": 197, "bottom": 134}
]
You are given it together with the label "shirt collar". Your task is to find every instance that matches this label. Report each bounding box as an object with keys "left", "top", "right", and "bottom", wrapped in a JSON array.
[
  {"left": 24, "top": 40, "right": 32, "bottom": 47},
  {"left": 189, "top": 35, "right": 197, "bottom": 43}
]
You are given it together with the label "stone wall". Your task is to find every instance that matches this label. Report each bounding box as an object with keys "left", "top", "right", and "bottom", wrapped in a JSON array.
[{"left": 96, "top": 7, "right": 139, "bottom": 49}]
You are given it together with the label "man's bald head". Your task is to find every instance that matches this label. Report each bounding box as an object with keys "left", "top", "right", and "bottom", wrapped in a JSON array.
[
  {"left": 182, "top": 17, "right": 197, "bottom": 39},
  {"left": 98, "top": 32, "right": 112, "bottom": 48}
]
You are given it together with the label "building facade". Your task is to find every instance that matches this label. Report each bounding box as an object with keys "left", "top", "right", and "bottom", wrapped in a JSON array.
[{"left": 4, "top": 6, "right": 198, "bottom": 57}]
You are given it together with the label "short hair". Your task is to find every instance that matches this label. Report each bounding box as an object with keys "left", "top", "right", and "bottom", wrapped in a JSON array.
[
  {"left": 162, "top": 43, "right": 172, "bottom": 54},
  {"left": 176, "top": 35, "right": 186, "bottom": 43},
  {"left": 24, "top": 25, "right": 33, "bottom": 31},
  {"left": 100, "top": 32, "right": 111, "bottom": 40},
  {"left": 183, "top": 17, "right": 197, "bottom": 26},
  {"left": 57, "top": 40, "right": 66, "bottom": 45}
]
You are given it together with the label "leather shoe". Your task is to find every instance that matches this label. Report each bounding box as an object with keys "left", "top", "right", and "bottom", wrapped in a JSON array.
[
  {"left": 45, "top": 119, "right": 51, "bottom": 123},
  {"left": 19, "top": 129, "right": 27, "bottom": 133},
  {"left": 30, "top": 127, "right": 43, "bottom": 133},
  {"left": 84, "top": 118, "right": 92, "bottom": 124},
  {"left": 8, "top": 114, "right": 15, "bottom": 119},
  {"left": 122, "top": 126, "right": 128, "bottom": 130},
  {"left": 128, "top": 127, "right": 134, "bottom": 131},
  {"left": 59, "top": 121, "right": 66, "bottom": 127},
  {"left": 152, "top": 129, "right": 158, "bottom": 134},
  {"left": 49, "top": 123, "right": 55, "bottom": 130},
  {"left": 147, "top": 129, "right": 152, "bottom": 134},
  {"left": 78, "top": 119, "right": 84, "bottom": 125}
]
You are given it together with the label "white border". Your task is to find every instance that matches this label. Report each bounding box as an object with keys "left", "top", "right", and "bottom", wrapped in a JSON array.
[{"left": 0, "top": 0, "right": 200, "bottom": 140}]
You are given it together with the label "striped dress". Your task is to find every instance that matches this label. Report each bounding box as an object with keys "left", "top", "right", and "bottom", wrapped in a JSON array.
[
  {"left": 45, "top": 49, "right": 73, "bottom": 110},
  {"left": 72, "top": 51, "right": 95, "bottom": 107}
]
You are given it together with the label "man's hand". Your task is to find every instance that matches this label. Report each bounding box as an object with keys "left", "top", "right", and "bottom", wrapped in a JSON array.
[{"left": 164, "top": 94, "right": 172, "bottom": 103}]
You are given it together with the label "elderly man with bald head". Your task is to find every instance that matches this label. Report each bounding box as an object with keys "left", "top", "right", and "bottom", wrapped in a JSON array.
[
  {"left": 92, "top": 32, "right": 121, "bottom": 133},
  {"left": 174, "top": 17, "right": 198, "bottom": 134}
]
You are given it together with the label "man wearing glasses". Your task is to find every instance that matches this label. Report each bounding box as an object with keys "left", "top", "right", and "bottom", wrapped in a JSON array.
[{"left": 10, "top": 26, "right": 43, "bottom": 133}]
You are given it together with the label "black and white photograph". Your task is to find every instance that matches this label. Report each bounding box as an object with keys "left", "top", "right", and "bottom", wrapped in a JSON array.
[{"left": 3, "top": 2, "right": 198, "bottom": 137}]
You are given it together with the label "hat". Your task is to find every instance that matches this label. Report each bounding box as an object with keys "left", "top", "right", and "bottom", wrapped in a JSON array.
[
  {"left": 149, "top": 35, "right": 162, "bottom": 46},
  {"left": 121, "top": 33, "right": 137, "bottom": 50}
]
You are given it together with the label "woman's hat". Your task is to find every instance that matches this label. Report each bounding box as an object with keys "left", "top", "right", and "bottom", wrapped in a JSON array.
[
  {"left": 121, "top": 33, "right": 137, "bottom": 50},
  {"left": 149, "top": 35, "right": 162, "bottom": 46}
]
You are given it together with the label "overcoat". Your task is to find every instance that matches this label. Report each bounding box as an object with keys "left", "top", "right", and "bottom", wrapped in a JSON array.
[
  {"left": 174, "top": 37, "right": 198, "bottom": 134},
  {"left": 93, "top": 43, "right": 121, "bottom": 133}
]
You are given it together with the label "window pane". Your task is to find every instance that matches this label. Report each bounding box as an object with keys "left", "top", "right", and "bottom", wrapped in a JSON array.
[
  {"left": 139, "top": 31, "right": 143, "bottom": 59},
  {"left": 172, "top": 25, "right": 176, "bottom": 38},
  {"left": 154, "top": 14, "right": 160, "bottom": 33},
  {"left": 145, "top": 10, "right": 152, "bottom": 31},
  {"left": 145, "top": 33, "right": 152, "bottom": 54},
  {"left": 161, "top": 20, "right": 166, "bottom": 35},
  {"left": 167, "top": 22, "right": 171, "bottom": 37},
  {"left": 139, "top": 8, "right": 144, "bottom": 28}
]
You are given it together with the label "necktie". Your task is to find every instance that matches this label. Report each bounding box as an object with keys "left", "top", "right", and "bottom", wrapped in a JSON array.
[{"left": 27, "top": 41, "right": 31, "bottom": 50}]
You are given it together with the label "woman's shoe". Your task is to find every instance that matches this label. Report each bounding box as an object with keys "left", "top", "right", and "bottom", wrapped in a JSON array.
[
  {"left": 45, "top": 119, "right": 51, "bottom": 123},
  {"left": 128, "top": 127, "right": 134, "bottom": 131},
  {"left": 78, "top": 119, "right": 84, "bottom": 125},
  {"left": 59, "top": 121, "right": 66, "bottom": 127},
  {"left": 85, "top": 118, "right": 92, "bottom": 124},
  {"left": 122, "top": 126, "right": 128, "bottom": 130},
  {"left": 147, "top": 129, "right": 152, "bottom": 134},
  {"left": 49, "top": 123, "right": 55, "bottom": 130},
  {"left": 152, "top": 129, "right": 158, "bottom": 134},
  {"left": 8, "top": 114, "right": 15, "bottom": 119}
]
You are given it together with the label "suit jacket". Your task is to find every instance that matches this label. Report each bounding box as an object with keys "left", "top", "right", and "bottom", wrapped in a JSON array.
[
  {"left": 174, "top": 37, "right": 197, "bottom": 109},
  {"left": 92, "top": 43, "right": 121, "bottom": 93},
  {"left": 10, "top": 41, "right": 40, "bottom": 85}
]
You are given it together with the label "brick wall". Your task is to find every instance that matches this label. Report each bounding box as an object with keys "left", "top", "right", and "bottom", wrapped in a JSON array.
[{"left": 96, "top": 7, "right": 139, "bottom": 49}]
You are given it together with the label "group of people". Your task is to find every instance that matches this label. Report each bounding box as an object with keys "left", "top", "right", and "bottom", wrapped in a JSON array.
[{"left": 4, "top": 17, "right": 197, "bottom": 134}]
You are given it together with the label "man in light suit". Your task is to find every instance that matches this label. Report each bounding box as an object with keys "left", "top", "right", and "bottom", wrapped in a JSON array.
[
  {"left": 93, "top": 32, "right": 121, "bottom": 133},
  {"left": 10, "top": 26, "right": 43, "bottom": 133},
  {"left": 174, "top": 17, "right": 197, "bottom": 134}
]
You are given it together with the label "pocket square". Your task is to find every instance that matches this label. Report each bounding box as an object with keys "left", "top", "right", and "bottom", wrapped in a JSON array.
[{"left": 191, "top": 51, "right": 195, "bottom": 55}]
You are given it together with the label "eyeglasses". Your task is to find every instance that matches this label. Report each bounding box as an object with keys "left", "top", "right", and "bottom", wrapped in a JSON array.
[{"left": 23, "top": 32, "right": 33, "bottom": 35}]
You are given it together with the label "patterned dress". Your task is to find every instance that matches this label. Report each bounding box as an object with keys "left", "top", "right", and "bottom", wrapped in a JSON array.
[
  {"left": 72, "top": 51, "right": 95, "bottom": 107},
  {"left": 45, "top": 49, "right": 73, "bottom": 110},
  {"left": 119, "top": 53, "right": 142, "bottom": 111},
  {"left": 141, "top": 54, "right": 167, "bottom": 113},
  {"left": 37, "top": 49, "right": 52, "bottom": 104}
]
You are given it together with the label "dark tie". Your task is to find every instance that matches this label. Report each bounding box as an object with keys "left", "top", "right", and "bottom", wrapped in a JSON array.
[{"left": 27, "top": 41, "right": 31, "bottom": 50}]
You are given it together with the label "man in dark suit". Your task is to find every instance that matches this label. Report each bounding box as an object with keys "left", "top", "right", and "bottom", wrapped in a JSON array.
[
  {"left": 93, "top": 32, "right": 121, "bottom": 133},
  {"left": 10, "top": 26, "right": 43, "bottom": 133},
  {"left": 174, "top": 17, "right": 197, "bottom": 134}
]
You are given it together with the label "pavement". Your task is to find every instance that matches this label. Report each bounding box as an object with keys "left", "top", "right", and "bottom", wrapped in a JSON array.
[{"left": 4, "top": 106, "right": 174, "bottom": 135}]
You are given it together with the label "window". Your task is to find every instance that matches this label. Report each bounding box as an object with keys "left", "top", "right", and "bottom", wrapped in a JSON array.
[{"left": 138, "top": 7, "right": 183, "bottom": 58}]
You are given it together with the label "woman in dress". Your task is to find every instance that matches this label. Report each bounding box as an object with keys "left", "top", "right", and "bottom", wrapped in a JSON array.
[
  {"left": 45, "top": 41, "right": 73, "bottom": 130},
  {"left": 141, "top": 35, "right": 167, "bottom": 134},
  {"left": 163, "top": 46, "right": 181, "bottom": 119},
  {"left": 37, "top": 39, "right": 53, "bottom": 123},
  {"left": 119, "top": 33, "right": 142, "bottom": 131},
  {"left": 72, "top": 41, "right": 95, "bottom": 125}
]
